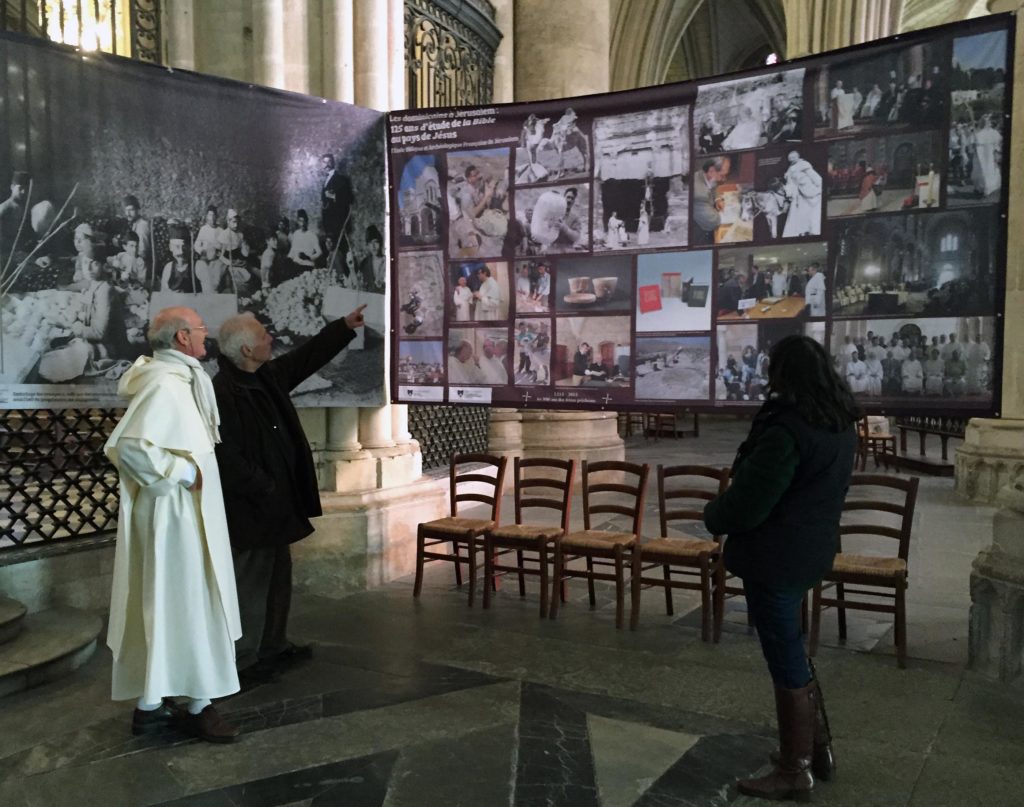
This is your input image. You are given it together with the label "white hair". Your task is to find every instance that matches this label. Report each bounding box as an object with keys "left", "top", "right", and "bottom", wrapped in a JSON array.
[
  {"left": 147, "top": 307, "right": 192, "bottom": 349},
  {"left": 218, "top": 313, "right": 263, "bottom": 366}
]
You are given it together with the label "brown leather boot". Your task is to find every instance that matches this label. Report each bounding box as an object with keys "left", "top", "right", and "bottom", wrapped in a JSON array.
[
  {"left": 770, "top": 678, "right": 835, "bottom": 781},
  {"left": 176, "top": 705, "right": 240, "bottom": 744},
  {"left": 738, "top": 683, "right": 815, "bottom": 802}
]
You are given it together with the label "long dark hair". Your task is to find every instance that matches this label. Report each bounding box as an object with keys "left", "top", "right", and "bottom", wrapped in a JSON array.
[{"left": 766, "top": 335, "right": 859, "bottom": 431}]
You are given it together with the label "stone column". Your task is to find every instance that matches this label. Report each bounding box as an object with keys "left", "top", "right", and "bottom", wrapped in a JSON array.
[
  {"left": 782, "top": 0, "right": 902, "bottom": 59},
  {"left": 391, "top": 404, "right": 414, "bottom": 445},
  {"left": 162, "top": 0, "right": 198, "bottom": 70},
  {"left": 491, "top": 0, "right": 515, "bottom": 103},
  {"left": 323, "top": 0, "right": 356, "bottom": 103},
  {"left": 956, "top": 1, "right": 1024, "bottom": 502},
  {"left": 353, "top": 0, "right": 389, "bottom": 108},
  {"left": 514, "top": 0, "right": 610, "bottom": 98},
  {"left": 324, "top": 407, "right": 376, "bottom": 492}
]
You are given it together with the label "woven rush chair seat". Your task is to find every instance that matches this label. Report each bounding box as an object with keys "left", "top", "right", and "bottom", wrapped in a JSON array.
[
  {"left": 640, "top": 535, "right": 718, "bottom": 558},
  {"left": 484, "top": 458, "right": 576, "bottom": 617},
  {"left": 831, "top": 553, "right": 907, "bottom": 579},
  {"left": 422, "top": 517, "right": 496, "bottom": 537},
  {"left": 560, "top": 529, "right": 638, "bottom": 551},
  {"left": 489, "top": 523, "right": 565, "bottom": 544}
]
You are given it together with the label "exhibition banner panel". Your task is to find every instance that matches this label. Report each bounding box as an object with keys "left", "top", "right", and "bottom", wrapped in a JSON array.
[
  {"left": 0, "top": 32, "right": 386, "bottom": 409},
  {"left": 387, "top": 15, "right": 1013, "bottom": 416}
]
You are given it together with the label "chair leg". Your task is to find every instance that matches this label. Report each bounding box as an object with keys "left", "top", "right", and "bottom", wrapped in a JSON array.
[
  {"left": 517, "top": 549, "right": 526, "bottom": 596},
  {"left": 629, "top": 549, "right": 642, "bottom": 631},
  {"left": 712, "top": 562, "right": 725, "bottom": 643},
  {"left": 662, "top": 564, "right": 674, "bottom": 616},
  {"left": 483, "top": 536, "right": 494, "bottom": 610},
  {"left": 895, "top": 579, "right": 907, "bottom": 669},
  {"left": 453, "top": 539, "right": 463, "bottom": 587},
  {"left": 467, "top": 537, "right": 477, "bottom": 607},
  {"left": 549, "top": 544, "right": 564, "bottom": 620},
  {"left": 809, "top": 584, "right": 822, "bottom": 657},
  {"left": 836, "top": 582, "right": 848, "bottom": 641},
  {"left": 586, "top": 555, "right": 597, "bottom": 609},
  {"left": 699, "top": 560, "right": 711, "bottom": 643},
  {"left": 413, "top": 528, "right": 426, "bottom": 597},
  {"left": 614, "top": 545, "right": 625, "bottom": 630},
  {"left": 539, "top": 542, "right": 550, "bottom": 619}
]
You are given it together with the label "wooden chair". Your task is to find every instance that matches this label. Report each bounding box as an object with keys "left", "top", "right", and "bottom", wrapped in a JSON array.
[
  {"left": 630, "top": 465, "right": 729, "bottom": 641},
  {"left": 857, "top": 415, "right": 897, "bottom": 472},
  {"left": 412, "top": 453, "right": 508, "bottom": 606},
  {"left": 809, "top": 474, "right": 920, "bottom": 668},
  {"left": 549, "top": 460, "right": 650, "bottom": 629},
  {"left": 483, "top": 458, "right": 575, "bottom": 617}
]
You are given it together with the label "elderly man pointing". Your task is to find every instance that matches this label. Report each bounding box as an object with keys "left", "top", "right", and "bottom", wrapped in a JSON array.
[
  {"left": 105, "top": 306, "right": 242, "bottom": 743},
  {"left": 213, "top": 305, "right": 366, "bottom": 685}
]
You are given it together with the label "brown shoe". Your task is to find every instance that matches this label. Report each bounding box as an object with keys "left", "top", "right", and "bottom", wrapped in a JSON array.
[
  {"left": 177, "top": 705, "right": 240, "bottom": 744},
  {"left": 131, "top": 701, "right": 180, "bottom": 736}
]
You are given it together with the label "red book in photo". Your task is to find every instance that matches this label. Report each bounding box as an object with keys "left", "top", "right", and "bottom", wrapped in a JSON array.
[{"left": 638, "top": 284, "right": 662, "bottom": 314}]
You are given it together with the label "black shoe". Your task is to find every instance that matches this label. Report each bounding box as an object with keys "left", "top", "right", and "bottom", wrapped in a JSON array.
[
  {"left": 131, "top": 701, "right": 181, "bottom": 736},
  {"left": 270, "top": 642, "right": 314, "bottom": 670}
]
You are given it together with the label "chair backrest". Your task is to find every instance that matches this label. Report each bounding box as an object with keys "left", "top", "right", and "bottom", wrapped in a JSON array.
[
  {"left": 840, "top": 473, "right": 920, "bottom": 561},
  {"left": 450, "top": 453, "right": 508, "bottom": 522},
  {"left": 514, "top": 457, "right": 575, "bottom": 532},
  {"left": 658, "top": 464, "right": 729, "bottom": 539},
  {"left": 581, "top": 460, "right": 649, "bottom": 535}
]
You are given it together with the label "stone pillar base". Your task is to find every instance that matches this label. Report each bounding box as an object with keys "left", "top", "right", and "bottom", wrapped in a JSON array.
[
  {"left": 488, "top": 409, "right": 625, "bottom": 486},
  {"left": 292, "top": 476, "right": 448, "bottom": 597},
  {"left": 968, "top": 496, "right": 1024, "bottom": 683},
  {"left": 321, "top": 449, "right": 377, "bottom": 493},
  {"left": 955, "top": 418, "right": 1024, "bottom": 503}
]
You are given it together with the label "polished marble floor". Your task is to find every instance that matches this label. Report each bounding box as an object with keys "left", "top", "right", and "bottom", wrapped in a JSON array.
[{"left": 1, "top": 420, "right": 1021, "bottom": 806}]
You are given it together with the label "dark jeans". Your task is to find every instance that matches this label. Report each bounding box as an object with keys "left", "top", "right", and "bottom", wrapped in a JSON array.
[{"left": 743, "top": 578, "right": 812, "bottom": 690}]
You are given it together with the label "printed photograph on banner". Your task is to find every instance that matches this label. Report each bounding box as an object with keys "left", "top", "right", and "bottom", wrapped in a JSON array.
[
  {"left": 515, "top": 107, "right": 591, "bottom": 185},
  {"left": 512, "top": 183, "right": 590, "bottom": 255},
  {"left": 635, "top": 335, "right": 711, "bottom": 401},
  {"left": 449, "top": 259, "right": 510, "bottom": 322},
  {"left": 554, "top": 254, "right": 632, "bottom": 314},
  {"left": 814, "top": 40, "right": 950, "bottom": 139},
  {"left": 513, "top": 318, "right": 552, "bottom": 385},
  {"left": 948, "top": 29, "right": 1008, "bottom": 206},
  {"left": 447, "top": 327, "right": 510, "bottom": 386},
  {"left": 716, "top": 242, "right": 828, "bottom": 321},
  {"left": 0, "top": 34, "right": 386, "bottom": 408},
  {"left": 592, "top": 105, "right": 690, "bottom": 252},
  {"left": 395, "top": 153, "right": 442, "bottom": 247},
  {"left": 694, "top": 68, "right": 805, "bottom": 155},
  {"left": 635, "top": 250, "right": 713, "bottom": 333},
  {"left": 691, "top": 152, "right": 756, "bottom": 246},
  {"left": 827, "top": 131, "right": 944, "bottom": 217},
  {"left": 830, "top": 316, "right": 995, "bottom": 404},
  {"left": 446, "top": 148, "right": 510, "bottom": 259},
  {"left": 553, "top": 316, "right": 632, "bottom": 388},
  {"left": 397, "top": 340, "right": 445, "bottom": 385},
  {"left": 397, "top": 250, "right": 444, "bottom": 337},
  {"left": 715, "top": 320, "right": 824, "bottom": 402},
  {"left": 747, "top": 148, "right": 824, "bottom": 240},
  {"left": 513, "top": 258, "right": 553, "bottom": 314},
  {"left": 831, "top": 208, "right": 999, "bottom": 318}
]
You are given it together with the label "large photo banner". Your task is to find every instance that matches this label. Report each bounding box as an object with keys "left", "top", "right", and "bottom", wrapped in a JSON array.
[
  {"left": 0, "top": 32, "right": 386, "bottom": 409},
  {"left": 388, "top": 15, "right": 1012, "bottom": 416}
]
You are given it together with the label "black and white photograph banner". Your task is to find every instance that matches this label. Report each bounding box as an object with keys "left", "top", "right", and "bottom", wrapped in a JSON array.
[
  {"left": 0, "top": 32, "right": 386, "bottom": 409},
  {"left": 386, "top": 14, "right": 1012, "bottom": 415}
]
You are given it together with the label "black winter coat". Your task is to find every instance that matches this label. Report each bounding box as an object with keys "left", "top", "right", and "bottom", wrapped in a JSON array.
[{"left": 213, "top": 319, "right": 356, "bottom": 549}]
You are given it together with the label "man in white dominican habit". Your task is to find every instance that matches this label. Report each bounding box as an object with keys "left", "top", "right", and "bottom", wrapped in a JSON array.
[{"left": 104, "top": 306, "right": 242, "bottom": 744}]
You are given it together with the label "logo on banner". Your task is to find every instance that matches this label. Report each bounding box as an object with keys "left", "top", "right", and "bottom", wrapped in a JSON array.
[
  {"left": 449, "top": 386, "right": 492, "bottom": 404},
  {"left": 399, "top": 386, "right": 444, "bottom": 402}
]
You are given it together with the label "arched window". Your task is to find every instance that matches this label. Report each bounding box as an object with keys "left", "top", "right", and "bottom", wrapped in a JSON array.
[{"left": 940, "top": 233, "right": 959, "bottom": 252}]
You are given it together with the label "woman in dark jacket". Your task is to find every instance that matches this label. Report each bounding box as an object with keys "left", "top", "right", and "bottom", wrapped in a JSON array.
[{"left": 704, "top": 335, "right": 858, "bottom": 802}]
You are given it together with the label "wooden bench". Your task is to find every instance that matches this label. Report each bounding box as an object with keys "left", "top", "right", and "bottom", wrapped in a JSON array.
[{"left": 892, "top": 417, "right": 967, "bottom": 476}]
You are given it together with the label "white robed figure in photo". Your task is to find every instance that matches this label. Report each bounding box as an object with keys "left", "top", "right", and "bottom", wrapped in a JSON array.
[
  {"left": 452, "top": 276, "right": 473, "bottom": 321},
  {"left": 901, "top": 351, "right": 924, "bottom": 394},
  {"left": 105, "top": 306, "right": 243, "bottom": 743},
  {"left": 804, "top": 263, "right": 826, "bottom": 317},
  {"left": 782, "top": 151, "right": 822, "bottom": 237},
  {"left": 722, "top": 105, "right": 763, "bottom": 151},
  {"left": 831, "top": 82, "right": 855, "bottom": 130},
  {"left": 845, "top": 353, "right": 868, "bottom": 394},
  {"left": 971, "top": 115, "right": 1002, "bottom": 197}
]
